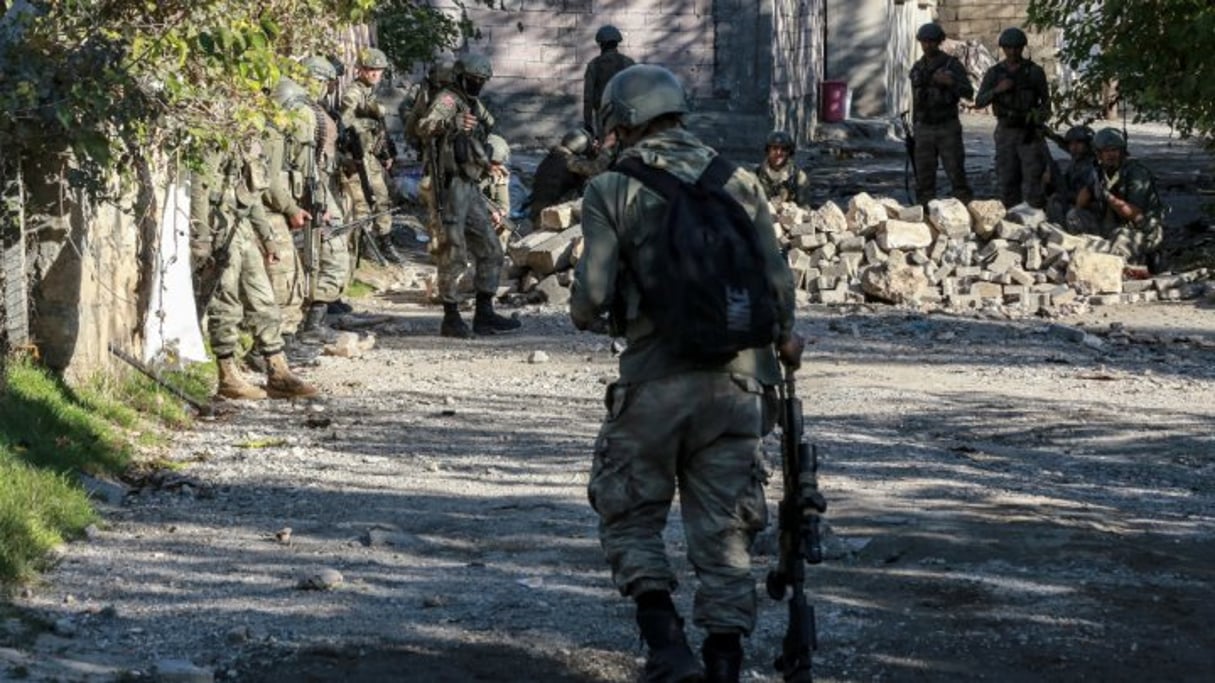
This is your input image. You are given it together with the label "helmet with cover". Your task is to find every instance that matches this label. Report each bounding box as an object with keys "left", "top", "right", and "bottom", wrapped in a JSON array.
[
  {"left": 1063, "top": 125, "right": 1094, "bottom": 144},
  {"left": 357, "top": 47, "right": 389, "bottom": 70},
  {"left": 596, "top": 64, "right": 689, "bottom": 138},
  {"left": 595, "top": 25, "right": 623, "bottom": 46},
  {"left": 487, "top": 134, "right": 510, "bottom": 165},
  {"left": 766, "top": 130, "right": 795, "bottom": 153},
  {"left": 916, "top": 23, "right": 946, "bottom": 42},
  {"left": 560, "top": 129, "right": 591, "bottom": 155},
  {"left": 1093, "top": 127, "right": 1127, "bottom": 151},
  {"left": 998, "top": 27, "right": 1028, "bottom": 48}
]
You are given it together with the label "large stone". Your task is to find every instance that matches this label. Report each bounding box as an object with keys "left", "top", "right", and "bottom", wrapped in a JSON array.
[
  {"left": 847, "top": 192, "right": 888, "bottom": 235},
  {"left": 525, "top": 226, "right": 583, "bottom": 276},
  {"left": 876, "top": 220, "right": 933, "bottom": 251},
  {"left": 811, "top": 200, "right": 849, "bottom": 233},
  {"left": 534, "top": 274, "right": 571, "bottom": 305},
  {"left": 859, "top": 262, "right": 929, "bottom": 304},
  {"left": 967, "top": 199, "right": 1006, "bottom": 239},
  {"left": 1006, "top": 204, "right": 1048, "bottom": 230},
  {"left": 538, "top": 199, "right": 581, "bottom": 231},
  {"left": 927, "top": 198, "right": 972, "bottom": 238},
  {"left": 1067, "top": 250, "right": 1125, "bottom": 294}
]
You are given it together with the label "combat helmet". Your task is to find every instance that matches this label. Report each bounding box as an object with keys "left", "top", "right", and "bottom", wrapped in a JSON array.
[
  {"left": 597, "top": 64, "right": 689, "bottom": 136},
  {"left": 1093, "top": 127, "right": 1127, "bottom": 151},
  {"left": 998, "top": 27, "right": 1028, "bottom": 48},
  {"left": 595, "top": 25, "right": 623, "bottom": 46},
  {"left": 428, "top": 57, "right": 456, "bottom": 88},
  {"left": 916, "top": 23, "right": 946, "bottom": 42},
  {"left": 272, "top": 77, "right": 311, "bottom": 109},
  {"left": 560, "top": 129, "right": 591, "bottom": 155},
  {"left": 487, "top": 134, "right": 510, "bottom": 165},
  {"left": 357, "top": 47, "right": 389, "bottom": 70},
  {"left": 1063, "top": 125, "right": 1094, "bottom": 144},
  {"left": 455, "top": 54, "right": 493, "bottom": 80},
  {"left": 300, "top": 56, "right": 337, "bottom": 82},
  {"left": 766, "top": 130, "right": 795, "bottom": 153}
]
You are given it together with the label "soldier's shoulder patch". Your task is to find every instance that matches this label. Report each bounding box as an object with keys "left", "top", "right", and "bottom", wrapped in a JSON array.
[{"left": 440, "top": 94, "right": 456, "bottom": 108}]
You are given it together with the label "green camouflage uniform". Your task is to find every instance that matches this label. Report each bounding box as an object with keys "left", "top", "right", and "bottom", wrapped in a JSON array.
[
  {"left": 909, "top": 52, "right": 974, "bottom": 204},
  {"left": 976, "top": 58, "right": 1051, "bottom": 208},
  {"left": 190, "top": 144, "right": 284, "bottom": 358},
  {"left": 529, "top": 145, "right": 608, "bottom": 223},
  {"left": 571, "top": 127, "right": 796, "bottom": 635},
  {"left": 1046, "top": 153, "right": 1099, "bottom": 230},
  {"left": 339, "top": 78, "right": 394, "bottom": 238},
  {"left": 417, "top": 85, "right": 503, "bottom": 303},
  {"left": 753, "top": 160, "right": 811, "bottom": 206},
  {"left": 262, "top": 127, "right": 306, "bottom": 331},
  {"left": 1090, "top": 159, "right": 1165, "bottom": 263},
  {"left": 583, "top": 49, "right": 635, "bottom": 132}
]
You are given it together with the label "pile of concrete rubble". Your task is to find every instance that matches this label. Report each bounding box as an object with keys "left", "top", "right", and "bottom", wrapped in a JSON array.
[{"left": 501, "top": 194, "right": 1211, "bottom": 315}]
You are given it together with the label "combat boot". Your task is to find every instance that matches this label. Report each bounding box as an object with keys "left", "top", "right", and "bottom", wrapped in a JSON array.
[
  {"left": 264, "top": 352, "right": 319, "bottom": 399},
  {"left": 440, "top": 302, "right": 472, "bottom": 338},
  {"left": 297, "top": 303, "right": 339, "bottom": 345},
  {"left": 701, "top": 634, "right": 743, "bottom": 683},
  {"left": 637, "top": 609, "right": 703, "bottom": 683},
  {"left": 327, "top": 299, "right": 354, "bottom": 315},
  {"left": 216, "top": 355, "right": 267, "bottom": 401},
  {"left": 376, "top": 233, "right": 405, "bottom": 264},
  {"left": 473, "top": 292, "right": 521, "bottom": 335},
  {"left": 282, "top": 333, "right": 321, "bottom": 367}
]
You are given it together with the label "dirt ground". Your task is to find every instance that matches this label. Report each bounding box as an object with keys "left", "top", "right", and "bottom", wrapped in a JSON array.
[{"left": 2, "top": 117, "right": 1214, "bottom": 683}]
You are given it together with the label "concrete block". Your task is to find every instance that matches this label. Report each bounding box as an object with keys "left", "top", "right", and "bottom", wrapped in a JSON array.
[
  {"left": 1067, "top": 250, "right": 1125, "bottom": 294},
  {"left": 967, "top": 199, "right": 1006, "bottom": 239},
  {"left": 877, "top": 220, "right": 934, "bottom": 251},
  {"left": 928, "top": 198, "right": 973, "bottom": 238}
]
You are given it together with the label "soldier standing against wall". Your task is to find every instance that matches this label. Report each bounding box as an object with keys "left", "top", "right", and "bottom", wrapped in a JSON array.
[
  {"left": 975, "top": 27, "right": 1051, "bottom": 208},
  {"left": 189, "top": 143, "right": 318, "bottom": 401},
  {"left": 340, "top": 47, "right": 405, "bottom": 264},
  {"left": 908, "top": 22, "right": 974, "bottom": 205},
  {"left": 571, "top": 64, "right": 803, "bottom": 683},
  {"left": 417, "top": 54, "right": 521, "bottom": 338},
  {"left": 583, "top": 25, "right": 635, "bottom": 135}
]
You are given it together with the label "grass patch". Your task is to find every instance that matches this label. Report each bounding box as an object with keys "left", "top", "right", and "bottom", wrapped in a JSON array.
[
  {"left": 0, "top": 354, "right": 199, "bottom": 587},
  {"left": 346, "top": 278, "right": 376, "bottom": 299}
]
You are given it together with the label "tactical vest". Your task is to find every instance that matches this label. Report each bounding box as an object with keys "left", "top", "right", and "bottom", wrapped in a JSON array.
[
  {"left": 910, "top": 54, "right": 962, "bottom": 125},
  {"left": 989, "top": 60, "right": 1045, "bottom": 127}
]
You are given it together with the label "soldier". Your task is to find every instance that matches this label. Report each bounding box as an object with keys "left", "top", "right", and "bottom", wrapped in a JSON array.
[
  {"left": 528, "top": 128, "right": 611, "bottom": 225},
  {"left": 570, "top": 64, "right": 803, "bottom": 683},
  {"left": 339, "top": 47, "right": 405, "bottom": 264},
  {"left": 484, "top": 133, "right": 513, "bottom": 243},
  {"left": 753, "top": 130, "right": 810, "bottom": 206},
  {"left": 583, "top": 25, "right": 635, "bottom": 135},
  {"left": 1044, "top": 125, "right": 1099, "bottom": 231},
  {"left": 416, "top": 53, "right": 521, "bottom": 338},
  {"left": 909, "top": 22, "right": 974, "bottom": 205},
  {"left": 1089, "top": 127, "right": 1166, "bottom": 267},
  {"left": 975, "top": 27, "right": 1051, "bottom": 208},
  {"left": 189, "top": 142, "right": 318, "bottom": 401},
  {"left": 402, "top": 57, "right": 455, "bottom": 157}
]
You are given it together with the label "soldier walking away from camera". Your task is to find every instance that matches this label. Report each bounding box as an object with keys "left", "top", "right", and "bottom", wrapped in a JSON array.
[
  {"left": 529, "top": 128, "right": 612, "bottom": 225},
  {"left": 1044, "top": 125, "right": 1100, "bottom": 231},
  {"left": 189, "top": 143, "right": 318, "bottom": 401},
  {"left": 1088, "top": 127, "right": 1166, "bottom": 268},
  {"left": 583, "top": 25, "right": 635, "bottom": 135},
  {"left": 571, "top": 64, "right": 804, "bottom": 683},
  {"left": 340, "top": 47, "right": 405, "bottom": 264},
  {"left": 417, "top": 54, "right": 520, "bottom": 338},
  {"left": 909, "top": 22, "right": 974, "bottom": 205},
  {"left": 754, "top": 131, "right": 810, "bottom": 206},
  {"left": 975, "top": 27, "right": 1051, "bottom": 208}
]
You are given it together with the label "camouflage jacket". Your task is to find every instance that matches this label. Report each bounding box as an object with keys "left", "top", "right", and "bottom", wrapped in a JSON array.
[
  {"left": 529, "top": 146, "right": 608, "bottom": 220},
  {"left": 571, "top": 127, "right": 795, "bottom": 385},
  {"left": 417, "top": 85, "right": 492, "bottom": 181},
  {"left": 975, "top": 58, "right": 1050, "bottom": 128},
  {"left": 1098, "top": 158, "right": 1164, "bottom": 225},
  {"left": 583, "top": 50, "right": 635, "bottom": 131},
  {"left": 190, "top": 142, "right": 275, "bottom": 247},
  {"left": 909, "top": 52, "right": 974, "bottom": 125},
  {"left": 339, "top": 78, "right": 387, "bottom": 161},
  {"left": 1054, "top": 154, "right": 1098, "bottom": 206},
  {"left": 753, "top": 160, "right": 810, "bottom": 205},
  {"left": 264, "top": 102, "right": 343, "bottom": 226}
]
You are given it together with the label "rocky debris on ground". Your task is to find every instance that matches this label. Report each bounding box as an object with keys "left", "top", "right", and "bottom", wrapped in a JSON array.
[
  {"left": 492, "top": 194, "right": 1211, "bottom": 317},
  {"left": 295, "top": 568, "right": 344, "bottom": 591}
]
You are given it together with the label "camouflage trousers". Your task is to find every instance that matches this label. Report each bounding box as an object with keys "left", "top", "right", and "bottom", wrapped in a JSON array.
[
  {"left": 994, "top": 124, "right": 1049, "bottom": 208},
  {"left": 588, "top": 371, "right": 772, "bottom": 635},
  {"left": 1069, "top": 208, "right": 1164, "bottom": 264},
  {"left": 262, "top": 214, "right": 305, "bottom": 332},
  {"left": 311, "top": 230, "right": 351, "bottom": 303},
  {"left": 207, "top": 221, "right": 283, "bottom": 358},
  {"left": 435, "top": 175, "right": 503, "bottom": 303},
  {"left": 913, "top": 119, "right": 973, "bottom": 205},
  {"left": 342, "top": 156, "right": 394, "bottom": 238}
]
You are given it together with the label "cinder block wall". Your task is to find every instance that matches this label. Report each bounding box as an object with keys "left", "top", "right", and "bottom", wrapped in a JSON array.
[{"left": 935, "top": 0, "right": 1060, "bottom": 79}]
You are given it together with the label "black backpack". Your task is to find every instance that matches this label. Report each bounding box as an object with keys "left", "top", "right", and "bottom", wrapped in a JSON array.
[{"left": 613, "top": 155, "right": 779, "bottom": 363}]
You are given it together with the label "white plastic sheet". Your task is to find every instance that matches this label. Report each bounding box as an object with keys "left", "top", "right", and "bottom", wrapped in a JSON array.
[{"left": 142, "top": 177, "right": 208, "bottom": 366}]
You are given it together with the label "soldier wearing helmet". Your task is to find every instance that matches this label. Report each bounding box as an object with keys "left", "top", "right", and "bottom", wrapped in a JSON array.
[
  {"left": 1043, "top": 125, "right": 1100, "bottom": 229},
  {"left": 528, "top": 128, "right": 612, "bottom": 225},
  {"left": 1086, "top": 127, "right": 1165, "bottom": 266},
  {"left": 583, "top": 24, "right": 635, "bottom": 134},
  {"left": 908, "top": 22, "right": 974, "bottom": 205},
  {"left": 571, "top": 64, "right": 802, "bottom": 683},
  {"left": 754, "top": 130, "right": 810, "bottom": 205},
  {"left": 401, "top": 56, "right": 456, "bottom": 154},
  {"left": 481, "top": 133, "right": 514, "bottom": 244},
  {"left": 339, "top": 46, "right": 405, "bottom": 264},
  {"left": 416, "top": 53, "right": 520, "bottom": 338},
  {"left": 975, "top": 26, "right": 1052, "bottom": 208}
]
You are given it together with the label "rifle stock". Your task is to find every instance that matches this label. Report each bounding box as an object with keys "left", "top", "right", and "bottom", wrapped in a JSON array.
[
  {"left": 767, "top": 366, "right": 827, "bottom": 682},
  {"left": 342, "top": 124, "right": 388, "bottom": 267}
]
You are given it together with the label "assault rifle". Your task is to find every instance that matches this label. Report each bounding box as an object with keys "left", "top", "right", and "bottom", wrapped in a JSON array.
[
  {"left": 108, "top": 344, "right": 217, "bottom": 417},
  {"left": 767, "top": 366, "right": 827, "bottom": 683},
  {"left": 303, "top": 153, "right": 324, "bottom": 303},
  {"left": 341, "top": 125, "right": 389, "bottom": 267},
  {"left": 897, "top": 110, "right": 916, "bottom": 204}
]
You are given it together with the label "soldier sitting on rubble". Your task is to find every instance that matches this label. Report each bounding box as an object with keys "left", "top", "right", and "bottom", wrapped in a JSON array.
[{"left": 754, "top": 130, "right": 811, "bottom": 206}]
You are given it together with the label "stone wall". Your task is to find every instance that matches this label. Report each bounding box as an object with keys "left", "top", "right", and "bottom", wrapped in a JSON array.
[
  {"left": 935, "top": 0, "right": 1061, "bottom": 80},
  {"left": 427, "top": 0, "right": 773, "bottom": 151}
]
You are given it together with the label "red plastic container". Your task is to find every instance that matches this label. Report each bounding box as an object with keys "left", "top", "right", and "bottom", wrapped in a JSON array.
[{"left": 820, "top": 80, "right": 849, "bottom": 123}]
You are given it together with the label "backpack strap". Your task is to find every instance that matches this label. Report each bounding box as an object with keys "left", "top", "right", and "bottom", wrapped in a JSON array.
[{"left": 613, "top": 154, "right": 737, "bottom": 198}]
